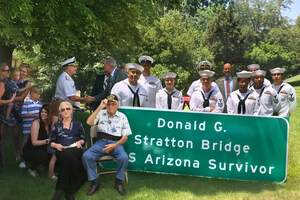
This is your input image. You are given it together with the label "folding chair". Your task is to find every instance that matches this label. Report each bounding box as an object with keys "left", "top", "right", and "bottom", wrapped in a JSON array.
[{"left": 90, "top": 125, "right": 128, "bottom": 182}]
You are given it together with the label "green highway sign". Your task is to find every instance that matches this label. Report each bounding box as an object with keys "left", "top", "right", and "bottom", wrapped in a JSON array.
[{"left": 119, "top": 108, "right": 289, "bottom": 182}]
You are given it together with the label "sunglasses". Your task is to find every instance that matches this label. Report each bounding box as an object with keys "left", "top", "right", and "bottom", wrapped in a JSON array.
[
  {"left": 130, "top": 70, "right": 142, "bottom": 75},
  {"left": 60, "top": 107, "right": 71, "bottom": 112}
]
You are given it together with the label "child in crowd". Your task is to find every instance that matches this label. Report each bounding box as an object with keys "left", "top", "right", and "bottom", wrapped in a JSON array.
[
  {"left": 3, "top": 69, "right": 30, "bottom": 126},
  {"left": 19, "top": 86, "right": 42, "bottom": 168}
]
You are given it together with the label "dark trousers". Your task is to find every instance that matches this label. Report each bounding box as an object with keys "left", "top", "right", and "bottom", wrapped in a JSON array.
[{"left": 23, "top": 148, "right": 49, "bottom": 170}]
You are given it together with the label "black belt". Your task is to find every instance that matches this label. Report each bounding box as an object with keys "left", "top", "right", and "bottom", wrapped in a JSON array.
[{"left": 97, "top": 132, "right": 121, "bottom": 141}]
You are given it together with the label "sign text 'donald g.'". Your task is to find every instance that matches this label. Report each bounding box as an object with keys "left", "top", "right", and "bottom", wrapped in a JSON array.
[{"left": 119, "top": 108, "right": 289, "bottom": 183}]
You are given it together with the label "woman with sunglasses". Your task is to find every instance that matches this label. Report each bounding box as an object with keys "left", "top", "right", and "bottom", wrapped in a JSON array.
[
  {"left": 50, "top": 101, "right": 87, "bottom": 200},
  {"left": 0, "top": 63, "right": 16, "bottom": 168}
]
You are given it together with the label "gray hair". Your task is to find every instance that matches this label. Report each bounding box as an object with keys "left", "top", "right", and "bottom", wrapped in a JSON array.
[
  {"left": 59, "top": 101, "right": 73, "bottom": 112},
  {"left": 106, "top": 57, "right": 117, "bottom": 68}
]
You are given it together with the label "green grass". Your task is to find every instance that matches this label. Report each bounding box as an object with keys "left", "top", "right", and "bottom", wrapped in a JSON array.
[{"left": 0, "top": 78, "right": 300, "bottom": 200}]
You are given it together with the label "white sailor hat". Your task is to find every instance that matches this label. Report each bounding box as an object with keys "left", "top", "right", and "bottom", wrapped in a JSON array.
[
  {"left": 252, "top": 70, "right": 266, "bottom": 77},
  {"left": 198, "top": 61, "right": 212, "bottom": 70},
  {"left": 138, "top": 55, "right": 154, "bottom": 65},
  {"left": 199, "top": 70, "right": 215, "bottom": 77},
  {"left": 61, "top": 57, "right": 78, "bottom": 67},
  {"left": 237, "top": 70, "right": 252, "bottom": 78},
  {"left": 162, "top": 72, "right": 177, "bottom": 79},
  {"left": 270, "top": 67, "right": 285, "bottom": 74},
  {"left": 126, "top": 63, "right": 144, "bottom": 72},
  {"left": 247, "top": 64, "right": 260, "bottom": 70}
]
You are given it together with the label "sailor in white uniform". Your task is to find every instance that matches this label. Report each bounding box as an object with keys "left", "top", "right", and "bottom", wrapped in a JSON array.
[
  {"left": 156, "top": 72, "right": 184, "bottom": 110},
  {"left": 190, "top": 70, "right": 224, "bottom": 113},
  {"left": 137, "top": 55, "right": 162, "bottom": 108},
  {"left": 55, "top": 57, "right": 94, "bottom": 106},
  {"left": 247, "top": 64, "right": 271, "bottom": 87},
  {"left": 187, "top": 61, "right": 219, "bottom": 96},
  {"left": 111, "top": 63, "right": 147, "bottom": 107},
  {"left": 227, "top": 71, "right": 260, "bottom": 115},
  {"left": 249, "top": 70, "right": 279, "bottom": 116},
  {"left": 270, "top": 67, "right": 297, "bottom": 117}
]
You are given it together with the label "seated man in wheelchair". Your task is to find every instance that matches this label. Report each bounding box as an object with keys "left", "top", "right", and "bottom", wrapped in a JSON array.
[{"left": 83, "top": 94, "right": 132, "bottom": 196}]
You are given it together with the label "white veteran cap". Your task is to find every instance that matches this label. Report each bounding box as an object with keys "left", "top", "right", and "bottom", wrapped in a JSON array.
[
  {"left": 270, "top": 67, "right": 285, "bottom": 74},
  {"left": 162, "top": 72, "right": 177, "bottom": 79},
  {"left": 247, "top": 64, "right": 260, "bottom": 70},
  {"left": 139, "top": 55, "right": 154, "bottom": 65},
  {"left": 237, "top": 70, "right": 252, "bottom": 78},
  {"left": 199, "top": 70, "right": 215, "bottom": 77},
  {"left": 252, "top": 70, "right": 266, "bottom": 77},
  {"left": 198, "top": 61, "right": 212, "bottom": 70},
  {"left": 126, "top": 63, "right": 144, "bottom": 72},
  {"left": 62, "top": 57, "right": 78, "bottom": 67}
]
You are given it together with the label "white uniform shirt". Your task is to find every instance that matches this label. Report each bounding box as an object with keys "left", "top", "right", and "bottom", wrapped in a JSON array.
[
  {"left": 94, "top": 110, "right": 132, "bottom": 137},
  {"left": 190, "top": 88, "right": 224, "bottom": 113},
  {"left": 227, "top": 89, "right": 259, "bottom": 115},
  {"left": 138, "top": 74, "right": 162, "bottom": 108},
  {"left": 55, "top": 71, "right": 76, "bottom": 105},
  {"left": 111, "top": 79, "right": 147, "bottom": 107},
  {"left": 187, "top": 80, "right": 219, "bottom": 96},
  {"left": 272, "top": 82, "right": 297, "bottom": 117},
  {"left": 156, "top": 88, "right": 184, "bottom": 110},
  {"left": 250, "top": 85, "right": 279, "bottom": 116}
]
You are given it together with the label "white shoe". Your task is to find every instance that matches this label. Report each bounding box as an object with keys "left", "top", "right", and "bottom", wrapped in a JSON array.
[
  {"left": 19, "top": 161, "right": 26, "bottom": 169},
  {"left": 28, "top": 169, "right": 38, "bottom": 177}
]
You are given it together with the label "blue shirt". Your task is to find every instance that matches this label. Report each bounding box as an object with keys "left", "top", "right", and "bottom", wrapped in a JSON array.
[
  {"left": 50, "top": 120, "right": 86, "bottom": 147},
  {"left": 223, "top": 76, "right": 233, "bottom": 100},
  {"left": 21, "top": 99, "right": 42, "bottom": 135}
]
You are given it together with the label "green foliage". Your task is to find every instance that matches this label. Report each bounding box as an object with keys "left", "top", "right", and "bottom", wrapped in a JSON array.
[{"left": 245, "top": 42, "right": 296, "bottom": 79}]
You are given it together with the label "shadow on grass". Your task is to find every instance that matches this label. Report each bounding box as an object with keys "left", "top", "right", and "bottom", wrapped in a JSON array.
[{"left": 288, "top": 80, "right": 300, "bottom": 87}]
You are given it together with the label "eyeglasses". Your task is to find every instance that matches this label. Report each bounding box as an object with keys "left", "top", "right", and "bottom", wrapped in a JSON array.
[
  {"left": 130, "top": 70, "right": 142, "bottom": 75},
  {"left": 60, "top": 107, "right": 71, "bottom": 112}
]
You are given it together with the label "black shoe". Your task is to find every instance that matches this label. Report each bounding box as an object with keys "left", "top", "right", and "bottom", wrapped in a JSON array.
[
  {"left": 86, "top": 179, "right": 100, "bottom": 196},
  {"left": 115, "top": 180, "right": 126, "bottom": 195},
  {"left": 52, "top": 189, "right": 64, "bottom": 200}
]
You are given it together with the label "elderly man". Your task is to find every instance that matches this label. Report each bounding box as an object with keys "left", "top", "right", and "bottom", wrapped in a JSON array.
[
  {"left": 270, "top": 67, "right": 297, "bottom": 117},
  {"left": 247, "top": 64, "right": 271, "bottom": 87},
  {"left": 55, "top": 57, "right": 94, "bottom": 106},
  {"left": 187, "top": 61, "right": 219, "bottom": 97},
  {"left": 137, "top": 55, "right": 162, "bottom": 108},
  {"left": 249, "top": 70, "right": 279, "bottom": 116},
  {"left": 190, "top": 70, "right": 224, "bottom": 113},
  {"left": 83, "top": 94, "right": 132, "bottom": 196},
  {"left": 215, "top": 63, "right": 238, "bottom": 113},
  {"left": 156, "top": 72, "right": 184, "bottom": 110},
  {"left": 111, "top": 63, "right": 147, "bottom": 107},
  {"left": 91, "top": 57, "right": 127, "bottom": 110}
]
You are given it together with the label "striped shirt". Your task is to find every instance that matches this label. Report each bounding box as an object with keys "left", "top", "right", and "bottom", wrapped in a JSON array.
[{"left": 21, "top": 99, "right": 42, "bottom": 135}]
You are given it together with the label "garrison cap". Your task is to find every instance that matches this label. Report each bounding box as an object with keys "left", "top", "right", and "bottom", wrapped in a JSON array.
[
  {"left": 252, "top": 70, "right": 266, "bottom": 77},
  {"left": 162, "top": 72, "right": 177, "bottom": 79},
  {"left": 126, "top": 63, "right": 144, "bottom": 72},
  {"left": 62, "top": 57, "right": 78, "bottom": 67},
  {"left": 198, "top": 61, "right": 212, "bottom": 70},
  {"left": 237, "top": 70, "right": 252, "bottom": 78},
  {"left": 270, "top": 67, "right": 285, "bottom": 74},
  {"left": 139, "top": 55, "right": 154, "bottom": 65},
  {"left": 247, "top": 64, "right": 260, "bottom": 70},
  {"left": 106, "top": 94, "right": 118, "bottom": 102},
  {"left": 199, "top": 70, "right": 215, "bottom": 77}
]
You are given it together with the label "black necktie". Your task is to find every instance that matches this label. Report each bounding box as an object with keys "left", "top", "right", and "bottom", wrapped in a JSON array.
[
  {"left": 259, "top": 87, "right": 265, "bottom": 98},
  {"left": 165, "top": 91, "right": 175, "bottom": 109},
  {"left": 201, "top": 91, "right": 214, "bottom": 108},
  {"left": 127, "top": 85, "right": 140, "bottom": 107},
  {"left": 277, "top": 85, "right": 284, "bottom": 94},
  {"left": 236, "top": 92, "right": 251, "bottom": 114}
]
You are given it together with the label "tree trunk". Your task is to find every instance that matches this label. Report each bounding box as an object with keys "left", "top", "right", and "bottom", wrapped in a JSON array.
[{"left": 0, "top": 43, "right": 14, "bottom": 67}]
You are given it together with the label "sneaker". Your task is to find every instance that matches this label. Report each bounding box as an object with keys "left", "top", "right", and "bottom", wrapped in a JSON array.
[
  {"left": 50, "top": 175, "right": 58, "bottom": 180},
  {"left": 19, "top": 161, "right": 26, "bottom": 169},
  {"left": 28, "top": 169, "right": 38, "bottom": 177},
  {"left": 3, "top": 119, "right": 13, "bottom": 126}
]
